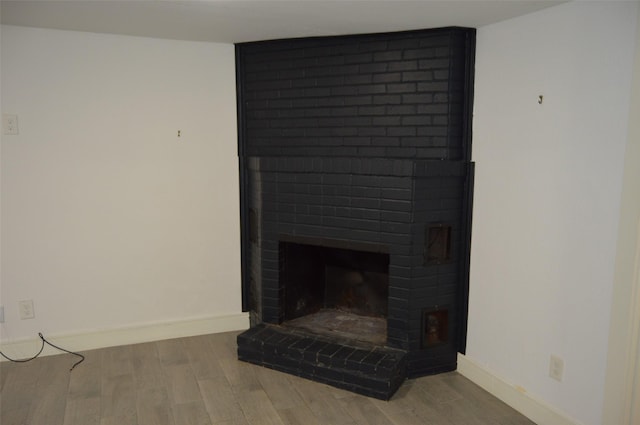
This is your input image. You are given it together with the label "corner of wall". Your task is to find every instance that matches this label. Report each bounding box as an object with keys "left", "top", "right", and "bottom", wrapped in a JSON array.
[{"left": 602, "top": 3, "right": 640, "bottom": 424}]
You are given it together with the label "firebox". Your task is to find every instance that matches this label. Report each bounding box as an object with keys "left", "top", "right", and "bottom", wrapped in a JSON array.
[
  {"left": 280, "top": 241, "right": 389, "bottom": 345},
  {"left": 236, "top": 26, "right": 475, "bottom": 400}
]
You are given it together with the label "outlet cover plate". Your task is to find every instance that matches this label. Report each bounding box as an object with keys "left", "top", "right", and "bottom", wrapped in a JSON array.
[
  {"left": 549, "top": 354, "right": 564, "bottom": 382},
  {"left": 18, "top": 300, "right": 35, "bottom": 320},
  {"left": 3, "top": 114, "right": 19, "bottom": 135}
]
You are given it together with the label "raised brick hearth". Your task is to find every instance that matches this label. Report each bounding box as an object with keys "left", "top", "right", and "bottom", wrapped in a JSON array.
[
  {"left": 236, "top": 27, "right": 475, "bottom": 399},
  {"left": 238, "top": 324, "right": 407, "bottom": 399}
]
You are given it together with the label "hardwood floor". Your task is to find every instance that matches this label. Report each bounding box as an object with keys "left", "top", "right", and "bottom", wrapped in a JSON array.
[{"left": 0, "top": 331, "right": 535, "bottom": 425}]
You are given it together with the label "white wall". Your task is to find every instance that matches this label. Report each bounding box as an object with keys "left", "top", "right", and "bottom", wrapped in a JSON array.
[
  {"left": 603, "top": 2, "right": 640, "bottom": 422},
  {"left": 0, "top": 26, "right": 243, "bottom": 348},
  {"left": 469, "top": 2, "right": 638, "bottom": 425}
]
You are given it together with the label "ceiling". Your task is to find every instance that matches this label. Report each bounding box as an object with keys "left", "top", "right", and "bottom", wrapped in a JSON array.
[{"left": 1, "top": 0, "right": 564, "bottom": 44}]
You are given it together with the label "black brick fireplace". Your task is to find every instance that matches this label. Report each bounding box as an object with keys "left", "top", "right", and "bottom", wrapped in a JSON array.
[{"left": 236, "top": 27, "right": 475, "bottom": 400}]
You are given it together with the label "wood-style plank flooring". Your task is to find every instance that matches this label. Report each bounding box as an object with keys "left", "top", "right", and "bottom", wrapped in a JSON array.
[{"left": 0, "top": 331, "right": 536, "bottom": 425}]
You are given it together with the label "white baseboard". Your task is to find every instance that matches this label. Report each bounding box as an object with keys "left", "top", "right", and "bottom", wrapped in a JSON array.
[
  {"left": 457, "top": 354, "right": 583, "bottom": 425},
  {"left": 0, "top": 312, "right": 250, "bottom": 361}
]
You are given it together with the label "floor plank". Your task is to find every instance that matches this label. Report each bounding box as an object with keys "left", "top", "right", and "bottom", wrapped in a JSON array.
[
  {"left": 338, "top": 395, "right": 395, "bottom": 425},
  {"left": 290, "top": 376, "right": 356, "bottom": 425},
  {"left": 236, "top": 388, "right": 285, "bottom": 425},
  {"left": 0, "top": 361, "right": 15, "bottom": 391},
  {"left": 276, "top": 405, "right": 322, "bottom": 425},
  {"left": 412, "top": 372, "right": 463, "bottom": 404},
  {"left": 219, "top": 357, "right": 261, "bottom": 394},
  {"left": 254, "top": 366, "right": 304, "bottom": 410},
  {"left": 164, "top": 363, "right": 203, "bottom": 405},
  {"left": 1, "top": 359, "right": 46, "bottom": 425},
  {"left": 172, "top": 400, "right": 212, "bottom": 425},
  {"left": 26, "top": 354, "right": 72, "bottom": 425},
  {"left": 101, "top": 345, "right": 134, "bottom": 378},
  {"left": 131, "top": 342, "right": 165, "bottom": 390},
  {"left": 68, "top": 349, "right": 102, "bottom": 400},
  {"left": 136, "top": 386, "right": 175, "bottom": 425},
  {"left": 157, "top": 338, "right": 190, "bottom": 367},
  {"left": 63, "top": 396, "right": 101, "bottom": 425},
  {"left": 185, "top": 335, "right": 225, "bottom": 380},
  {"left": 100, "top": 373, "right": 137, "bottom": 420},
  {"left": 198, "top": 375, "right": 245, "bottom": 424}
]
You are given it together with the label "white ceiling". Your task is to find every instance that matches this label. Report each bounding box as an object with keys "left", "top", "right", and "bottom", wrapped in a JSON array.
[{"left": 1, "top": 0, "right": 564, "bottom": 44}]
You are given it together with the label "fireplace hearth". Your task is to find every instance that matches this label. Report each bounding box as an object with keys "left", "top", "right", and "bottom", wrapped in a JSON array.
[
  {"left": 236, "top": 27, "right": 475, "bottom": 399},
  {"left": 285, "top": 309, "right": 387, "bottom": 346}
]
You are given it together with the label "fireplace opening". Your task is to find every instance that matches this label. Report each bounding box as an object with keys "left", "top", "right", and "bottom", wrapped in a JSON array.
[{"left": 279, "top": 241, "right": 389, "bottom": 345}]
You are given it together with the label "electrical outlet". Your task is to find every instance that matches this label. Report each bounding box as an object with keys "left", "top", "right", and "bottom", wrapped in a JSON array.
[
  {"left": 0, "top": 305, "right": 4, "bottom": 323},
  {"left": 549, "top": 354, "right": 564, "bottom": 382},
  {"left": 18, "top": 300, "right": 35, "bottom": 320},
  {"left": 3, "top": 114, "right": 19, "bottom": 135}
]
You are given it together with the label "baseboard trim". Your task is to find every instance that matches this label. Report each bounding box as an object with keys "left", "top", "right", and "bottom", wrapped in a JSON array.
[
  {"left": 457, "top": 353, "right": 583, "bottom": 425},
  {"left": 0, "top": 312, "right": 250, "bottom": 361}
]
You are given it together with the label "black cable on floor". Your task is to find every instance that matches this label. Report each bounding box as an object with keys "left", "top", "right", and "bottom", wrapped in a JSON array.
[{"left": 0, "top": 332, "right": 85, "bottom": 371}]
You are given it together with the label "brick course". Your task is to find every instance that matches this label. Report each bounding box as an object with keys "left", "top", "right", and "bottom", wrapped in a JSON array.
[{"left": 238, "top": 28, "right": 473, "bottom": 161}]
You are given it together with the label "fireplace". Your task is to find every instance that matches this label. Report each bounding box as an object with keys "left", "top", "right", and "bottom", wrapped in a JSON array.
[{"left": 236, "top": 27, "right": 475, "bottom": 399}]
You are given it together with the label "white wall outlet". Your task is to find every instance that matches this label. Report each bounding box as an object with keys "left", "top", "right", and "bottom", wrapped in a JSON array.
[
  {"left": 3, "top": 114, "right": 19, "bottom": 135},
  {"left": 549, "top": 354, "right": 564, "bottom": 382},
  {"left": 18, "top": 299, "right": 35, "bottom": 320}
]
